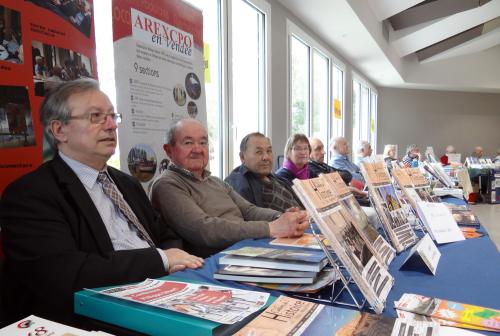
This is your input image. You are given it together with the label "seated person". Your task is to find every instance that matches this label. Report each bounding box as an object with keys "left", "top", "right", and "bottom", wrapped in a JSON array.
[
  {"left": 275, "top": 133, "right": 311, "bottom": 185},
  {"left": 308, "top": 137, "right": 352, "bottom": 184},
  {"left": 383, "top": 144, "right": 397, "bottom": 171},
  {"left": 440, "top": 145, "right": 456, "bottom": 166},
  {"left": 0, "top": 79, "right": 203, "bottom": 326},
  {"left": 355, "top": 141, "right": 373, "bottom": 165},
  {"left": 225, "top": 132, "right": 302, "bottom": 212},
  {"left": 151, "top": 119, "right": 309, "bottom": 258},
  {"left": 495, "top": 149, "right": 500, "bottom": 163},
  {"left": 471, "top": 146, "right": 484, "bottom": 159},
  {"left": 402, "top": 144, "right": 421, "bottom": 167},
  {"left": 329, "top": 136, "right": 365, "bottom": 184}
]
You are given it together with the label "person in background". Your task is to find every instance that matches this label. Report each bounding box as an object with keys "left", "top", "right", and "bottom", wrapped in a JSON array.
[
  {"left": 383, "top": 144, "right": 397, "bottom": 171},
  {"left": 439, "top": 145, "right": 456, "bottom": 166},
  {"left": 275, "top": 133, "right": 312, "bottom": 185},
  {"left": 471, "top": 146, "right": 484, "bottom": 159},
  {"left": 0, "top": 79, "right": 203, "bottom": 327},
  {"left": 494, "top": 149, "right": 500, "bottom": 163},
  {"left": 355, "top": 141, "right": 373, "bottom": 165},
  {"left": 308, "top": 137, "right": 352, "bottom": 184},
  {"left": 402, "top": 144, "right": 421, "bottom": 168},
  {"left": 151, "top": 119, "right": 309, "bottom": 258},
  {"left": 329, "top": 136, "right": 365, "bottom": 184},
  {"left": 225, "top": 132, "right": 302, "bottom": 212}
]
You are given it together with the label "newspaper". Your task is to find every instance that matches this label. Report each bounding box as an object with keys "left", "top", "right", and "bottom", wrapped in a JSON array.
[
  {"left": 293, "top": 176, "right": 394, "bottom": 314},
  {"left": 361, "top": 161, "right": 419, "bottom": 253},
  {"left": 93, "top": 279, "right": 269, "bottom": 324},
  {"left": 390, "top": 319, "right": 439, "bottom": 336},
  {"left": 322, "top": 172, "right": 396, "bottom": 266}
]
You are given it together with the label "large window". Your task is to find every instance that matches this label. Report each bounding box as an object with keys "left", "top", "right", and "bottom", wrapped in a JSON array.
[
  {"left": 352, "top": 77, "right": 377, "bottom": 156},
  {"left": 288, "top": 21, "right": 344, "bottom": 163},
  {"left": 229, "top": 0, "right": 268, "bottom": 170}
]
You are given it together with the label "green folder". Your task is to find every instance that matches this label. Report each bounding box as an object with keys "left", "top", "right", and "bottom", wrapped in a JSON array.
[{"left": 74, "top": 276, "right": 275, "bottom": 336}]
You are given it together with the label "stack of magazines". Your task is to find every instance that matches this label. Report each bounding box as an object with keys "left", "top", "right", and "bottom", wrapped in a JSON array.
[{"left": 215, "top": 246, "right": 337, "bottom": 293}]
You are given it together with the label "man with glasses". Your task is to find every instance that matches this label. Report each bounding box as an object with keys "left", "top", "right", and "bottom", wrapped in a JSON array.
[
  {"left": 0, "top": 79, "right": 203, "bottom": 327},
  {"left": 151, "top": 119, "right": 309, "bottom": 258}
]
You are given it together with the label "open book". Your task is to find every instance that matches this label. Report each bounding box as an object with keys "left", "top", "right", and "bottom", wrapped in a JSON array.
[{"left": 293, "top": 176, "right": 394, "bottom": 314}]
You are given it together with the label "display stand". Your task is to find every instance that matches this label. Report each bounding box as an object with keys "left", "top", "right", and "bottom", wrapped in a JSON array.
[{"left": 292, "top": 220, "right": 372, "bottom": 311}]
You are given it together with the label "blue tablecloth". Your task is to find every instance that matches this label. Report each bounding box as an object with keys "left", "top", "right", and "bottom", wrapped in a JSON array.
[{"left": 173, "top": 198, "right": 500, "bottom": 335}]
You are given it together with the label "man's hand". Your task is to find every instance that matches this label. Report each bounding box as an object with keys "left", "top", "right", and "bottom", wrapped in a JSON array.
[
  {"left": 163, "top": 248, "right": 204, "bottom": 273},
  {"left": 349, "top": 186, "right": 368, "bottom": 198},
  {"left": 269, "top": 210, "right": 309, "bottom": 238}
]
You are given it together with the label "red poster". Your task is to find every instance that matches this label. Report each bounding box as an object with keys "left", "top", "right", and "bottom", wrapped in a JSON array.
[{"left": 0, "top": 0, "right": 97, "bottom": 194}]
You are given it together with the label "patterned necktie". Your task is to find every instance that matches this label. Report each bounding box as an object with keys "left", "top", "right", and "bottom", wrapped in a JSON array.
[{"left": 97, "top": 171, "right": 155, "bottom": 247}]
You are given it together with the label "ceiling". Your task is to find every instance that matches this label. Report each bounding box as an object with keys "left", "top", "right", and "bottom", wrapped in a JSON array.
[{"left": 276, "top": 0, "right": 500, "bottom": 93}]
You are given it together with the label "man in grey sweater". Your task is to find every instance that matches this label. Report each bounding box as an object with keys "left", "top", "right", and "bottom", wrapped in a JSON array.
[{"left": 151, "top": 119, "right": 309, "bottom": 258}]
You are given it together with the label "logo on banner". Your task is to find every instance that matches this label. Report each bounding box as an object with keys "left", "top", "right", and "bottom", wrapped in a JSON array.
[{"left": 131, "top": 8, "right": 193, "bottom": 59}]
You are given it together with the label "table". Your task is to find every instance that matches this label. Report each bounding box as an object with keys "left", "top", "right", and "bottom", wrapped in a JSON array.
[{"left": 76, "top": 198, "right": 500, "bottom": 335}]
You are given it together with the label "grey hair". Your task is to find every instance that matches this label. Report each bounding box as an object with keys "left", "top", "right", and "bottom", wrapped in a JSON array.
[
  {"left": 240, "top": 132, "right": 267, "bottom": 154},
  {"left": 358, "top": 140, "right": 370, "bottom": 154},
  {"left": 284, "top": 133, "right": 311, "bottom": 159},
  {"left": 40, "top": 78, "right": 100, "bottom": 149},
  {"left": 164, "top": 118, "right": 205, "bottom": 146},
  {"left": 406, "top": 144, "right": 419, "bottom": 154}
]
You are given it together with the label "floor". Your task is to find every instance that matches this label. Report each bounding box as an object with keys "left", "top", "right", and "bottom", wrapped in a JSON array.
[{"left": 470, "top": 203, "right": 500, "bottom": 251}]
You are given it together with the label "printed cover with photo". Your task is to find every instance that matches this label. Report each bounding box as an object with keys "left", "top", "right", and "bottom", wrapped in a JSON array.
[
  {"left": 361, "top": 161, "right": 419, "bottom": 253},
  {"left": 322, "top": 172, "right": 396, "bottom": 267},
  {"left": 293, "top": 177, "right": 394, "bottom": 314}
]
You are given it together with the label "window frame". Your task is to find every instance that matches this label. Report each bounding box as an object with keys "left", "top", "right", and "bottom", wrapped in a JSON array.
[{"left": 352, "top": 72, "right": 378, "bottom": 156}]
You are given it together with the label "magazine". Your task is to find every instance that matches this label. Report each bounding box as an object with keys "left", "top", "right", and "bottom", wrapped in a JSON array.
[
  {"left": 322, "top": 172, "right": 396, "bottom": 267},
  {"left": 244, "top": 269, "right": 338, "bottom": 293},
  {"left": 94, "top": 279, "right": 269, "bottom": 325},
  {"left": 391, "top": 167, "right": 440, "bottom": 214},
  {"left": 460, "top": 227, "right": 484, "bottom": 239},
  {"left": 293, "top": 176, "right": 394, "bottom": 314},
  {"left": 361, "top": 162, "right": 419, "bottom": 253},
  {"left": 222, "top": 247, "right": 327, "bottom": 263},
  {"left": 0, "top": 315, "right": 101, "bottom": 336},
  {"left": 394, "top": 293, "right": 500, "bottom": 332},
  {"left": 214, "top": 265, "right": 317, "bottom": 284},
  {"left": 270, "top": 233, "right": 325, "bottom": 250}
]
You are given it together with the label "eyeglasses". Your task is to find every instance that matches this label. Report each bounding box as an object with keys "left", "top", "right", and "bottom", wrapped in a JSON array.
[
  {"left": 292, "top": 146, "right": 310, "bottom": 152},
  {"left": 69, "top": 112, "right": 122, "bottom": 124}
]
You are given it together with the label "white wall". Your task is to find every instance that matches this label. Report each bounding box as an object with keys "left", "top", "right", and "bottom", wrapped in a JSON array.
[{"left": 378, "top": 87, "right": 500, "bottom": 159}]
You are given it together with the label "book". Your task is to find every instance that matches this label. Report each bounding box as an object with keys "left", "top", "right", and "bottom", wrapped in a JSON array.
[
  {"left": 394, "top": 293, "right": 500, "bottom": 332},
  {"left": 91, "top": 278, "right": 269, "bottom": 325},
  {"left": 214, "top": 265, "right": 317, "bottom": 284},
  {"left": 322, "top": 172, "right": 396, "bottom": 267},
  {"left": 451, "top": 210, "right": 481, "bottom": 227},
  {"left": 244, "top": 269, "right": 338, "bottom": 293},
  {"left": 222, "top": 247, "right": 327, "bottom": 264},
  {"left": 0, "top": 315, "right": 98, "bottom": 335},
  {"left": 460, "top": 227, "right": 484, "bottom": 239},
  {"left": 270, "top": 233, "right": 325, "bottom": 250},
  {"left": 360, "top": 161, "right": 419, "bottom": 253},
  {"left": 293, "top": 176, "right": 394, "bottom": 314},
  {"left": 415, "top": 202, "right": 465, "bottom": 244},
  {"left": 219, "top": 254, "right": 327, "bottom": 272}
]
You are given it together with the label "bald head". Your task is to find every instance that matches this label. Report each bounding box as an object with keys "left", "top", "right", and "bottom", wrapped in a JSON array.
[
  {"left": 359, "top": 141, "right": 372, "bottom": 158},
  {"left": 445, "top": 145, "right": 456, "bottom": 154},
  {"left": 331, "top": 136, "right": 349, "bottom": 156},
  {"left": 309, "top": 138, "right": 326, "bottom": 163},
  {"left": 472, "top": 146, "right": 483, "bottom": 158}
]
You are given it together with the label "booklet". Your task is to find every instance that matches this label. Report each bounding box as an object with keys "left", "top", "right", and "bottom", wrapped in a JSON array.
[
  {"left": 322, "top": 172, "right": 396, "bottom": 267},
  {"left": 0, "top": 315, "right": 100, "bottom": 336},
  {"left": 395, "top": 293, "right": 500, "bottom": 332},
  {"left": 222, "top": 247, "right": 327, "bottom": 264},
  {"left": 214, "top": 265, "right": 317, "bottom": 284},
  {"left": 270, "top": 233, "right": 325, "bottom": 250},
  {"left": 244, "top": 269, "right": 338, "bottom": 293},
  {"left": 293, "top": 176, "right": 394, "bottom": 314},
  {"left": 93, "top": 278, "right": 269, "bottom": 325}
]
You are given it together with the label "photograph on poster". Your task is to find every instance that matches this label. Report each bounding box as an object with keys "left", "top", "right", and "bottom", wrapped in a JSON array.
[
  {"left": 185, "top": 72, "right": 201, "bottom": 99},
  {"left": 32, "top": 40, "right": 93, "bottom": 96},
  {"left": 187, "top": 101, "right": 198, "bottom": 118},
  {"left": 0, "top": 5, "right": 23, "bottom": 64},
  {"left": 127, "top": 143, "right": 157, "bottom": 182},
  {"left": 0, "top": 85, "right": 35, "bottom": 149},
  {"left": 377, "top": 185, "right": 401, "bottom": 211},
  {"left": 173, "top": 84, "right": 186, "bottom": 106},
  {"left": 26, "top": 0, "right": 92, "bottom": 38}
]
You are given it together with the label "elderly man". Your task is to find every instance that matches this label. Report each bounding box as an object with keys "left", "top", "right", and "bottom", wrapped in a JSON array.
[
  {"left": 356, "top": 141, "right": 373, "bottom": 165},
  {"left": 440, "top": 145, "right": 456, "bottom": 165},
  {"left": 0, "top": 79, "right": 203, "bottom": 326},
  {"left": 309, "top": 138, "right": 352, "bottom": 184},
  {"left": 471, "top": 146, "right": 484, "bottom": 159},
  {"left": 225, "top": 132, "right": 302, "bottom": 212},
  {"left": 152, "top": 120, "right": 309, "bottom": 258},
  {"left": 402, "top": 144, "right": 421, "bottom": 167},
  {"left": 330, "top": 136, "right": 365, "bottom": 184}
]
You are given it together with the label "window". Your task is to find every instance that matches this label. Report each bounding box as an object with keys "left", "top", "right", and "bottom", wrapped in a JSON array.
[
  {"left": 229, "top": 0, "right": 269, "bottom": 170},
  {"left": 352, "top": 77, "right": 377, "bottom": 156},
  {"left": 288, "top": 21, "right": 345, "bottom": 163}
]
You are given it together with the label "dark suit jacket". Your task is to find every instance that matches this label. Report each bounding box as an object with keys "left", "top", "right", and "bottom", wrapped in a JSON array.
[{"left": 0, "top": 154, "right": 182, "bottom": 326}]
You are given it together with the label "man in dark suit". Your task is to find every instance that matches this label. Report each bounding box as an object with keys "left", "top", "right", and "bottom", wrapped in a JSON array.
[{"left": 0, "top": 79, "right": 203, "bottom": 326}]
